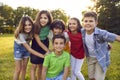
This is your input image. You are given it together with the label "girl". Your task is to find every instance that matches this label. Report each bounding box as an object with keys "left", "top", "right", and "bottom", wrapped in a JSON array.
[
  {"left": 30, "top": 10, "right": 53, "bottom": 80},
  {"left": 13, "top": 16, "right": 44, "bottom": 80},
  {"left": 48, "top": 19, "right": 70, "bottom": 53},
  {"left": 67, "top": 18, "right": 85, "bottom": 80}
]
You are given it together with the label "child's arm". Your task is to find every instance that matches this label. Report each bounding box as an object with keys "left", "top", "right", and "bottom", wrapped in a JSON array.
[
  {"left": 22, "top": 43, "right": 45, "bottom": 58},
  {"left": 62, "top": 66, "right": 69, "bottom": 80},
  {"left": 41, "top": 66, "right": 47, "bottom": 80},
  {"left": 34, "top": 33, "right": 50, "bottom": 52},
  {"left": 116, "top": 35, "right": 120, "bottom": 42}
]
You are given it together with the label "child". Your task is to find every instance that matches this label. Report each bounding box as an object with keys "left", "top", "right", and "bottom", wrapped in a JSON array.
[
  {"left": 13, "top": 16, "right": 45, "bottom": 80},
  {"left": 30, "top": 10, "right": 53, "bottom": 80},
  {"left": 67, "top": 17, "right": 85, "bottom": 80},
  {"left": 48, "top": 19, "right": 70, "bottom": 52},
  {"left": 81, "top": 11, "right": 120, "bottom": 80},
  {"left": 42, "top": 34, "right": 70, "bottom": 80}
]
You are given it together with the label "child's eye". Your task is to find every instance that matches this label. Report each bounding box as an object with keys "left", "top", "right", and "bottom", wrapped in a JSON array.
[
  {"left": 25, "top": 24, "right": 31, "bottom": 26},
  {"left": 89, "top": 20, "right": 93, "bottom": 22},
  {"left": 84, "top": 20, "right": 88, "bottom": 22}
]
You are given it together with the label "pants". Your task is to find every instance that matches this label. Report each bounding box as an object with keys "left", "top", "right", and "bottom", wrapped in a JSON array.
[
  {"left": 87, "top": 57, "right": 106, "bottom": 80},
  {"left": 70, "top": 55, "right": 85, "bottom": 80}
]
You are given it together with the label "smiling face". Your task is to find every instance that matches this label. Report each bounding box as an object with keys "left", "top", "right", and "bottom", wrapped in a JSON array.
[
  {"left": 24, "top": 20, "right": 32, "bottom": 33},
  {"left": 52, "top": 28, "right": 63, "bottom": 35},
  {"left": 53, "top": 38, "right": 65, "bottom": 53},
  {"left": 68, "top": 19, "right": 78, "bottom": 34},
  {"left": 40, "top": 13, "right": 49, "bottom": 27},
  {"left": 83, "top": 16, "right": 98, "bottom": 34}
]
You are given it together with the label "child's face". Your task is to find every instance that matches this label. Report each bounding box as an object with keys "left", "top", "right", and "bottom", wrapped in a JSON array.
[
  {"left": 52, "top": 28, "right": 63, "bottom": 35},
  {"left": 68, "top": 19, "right": 78, "bottom": 33},
  {"left": 53, "top": 38, "right": 65, "bottom": 53},
  {"left": 83, "top": 17, "right": 98, "bottom": 33},
  {"left": 24, "top": 20, "right": 32, "bottom": 33},
  {"left": 40, "top": 14, "right": 49, "bottom": 26}
]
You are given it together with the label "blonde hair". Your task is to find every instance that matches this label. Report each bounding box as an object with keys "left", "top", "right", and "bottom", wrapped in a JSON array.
[{"left": 14, "top": 16, "right": 34, "bottom": 38}]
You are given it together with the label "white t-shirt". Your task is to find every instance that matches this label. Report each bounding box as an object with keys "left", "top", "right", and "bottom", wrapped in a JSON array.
[
  {"left": 15, "top": 33, "right": 32, "bottom": 44},
  {"left": 85, "top": 33, "right": 96, "bottom": 57}
]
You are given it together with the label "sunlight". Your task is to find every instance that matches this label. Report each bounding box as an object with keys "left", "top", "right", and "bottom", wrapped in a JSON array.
[{"left": 0, "top": 0, "right": 94, "bottom": 19}]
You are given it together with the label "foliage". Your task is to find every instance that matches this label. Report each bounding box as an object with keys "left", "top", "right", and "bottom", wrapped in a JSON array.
[
  {"left": 90, "top": 0, "right": 120, "bottom": 34},
  {"left": 0, "top": 3, "right": 69, "bottom": 34},
  {"left": 51, "top": 9, "right": 69, "bottom": 24},
  {"left": 0, "top": 34, "right": 120, "bottom": 80}
]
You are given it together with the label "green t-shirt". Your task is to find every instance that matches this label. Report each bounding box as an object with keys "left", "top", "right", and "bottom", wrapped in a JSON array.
[
  {"left": 43, "top": 51, "right": 70, "bottom": 78},
  {"left": 39, "top": 25, "right": 50, "bottom": 40}
]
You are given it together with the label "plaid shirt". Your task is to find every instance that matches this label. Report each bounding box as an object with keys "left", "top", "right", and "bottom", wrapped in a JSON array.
[{"left": 81, "top": 27, "right": 117, "bottom": 72}]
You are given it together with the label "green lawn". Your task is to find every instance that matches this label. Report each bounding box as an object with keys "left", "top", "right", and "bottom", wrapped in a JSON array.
[{"left": 0, "top": 34, "right": 120, "bottom": 80}]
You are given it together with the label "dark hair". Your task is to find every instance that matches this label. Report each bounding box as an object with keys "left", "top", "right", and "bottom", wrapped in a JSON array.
[
  {"left": 68, "top": 17, "right": 82, "bottom": 32},
  {"left": 50, "top": 19, "right": 65, "bottom": 32},
  {"left": 34, "top": 10, "right": 53, "bottom": 34},
  {"left": 52, "top": 34, "right": 66, "bottom": 43},
  {"left": 83, "top": 11, "right": 98, "bottom": 21}
]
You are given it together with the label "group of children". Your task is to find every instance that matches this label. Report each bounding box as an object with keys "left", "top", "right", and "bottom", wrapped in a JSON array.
[{"left": 13, "top": 10, "right": 120, "bottom": 80}]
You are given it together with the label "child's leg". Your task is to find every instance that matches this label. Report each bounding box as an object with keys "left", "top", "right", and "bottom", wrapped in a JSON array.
[
  {"left": 30, "top": 64, "right": 37, "bottom": 80},
  {"left": 70, "top": 55, "right": 76, "bottom": 80},
  {"left": 94, "top": 62, "right": 106, "bottom": 80},
  {"left": 87, "top": 57, "right": 97, "bottom": 80},
  {"left": 13, "top": 60, "right": 22, "bottom": 80},
  {"left": 37, "top": 64, "right": 43, "bottom": 80},
  {"left": 21, "top": 58, "right": 29, "bottom": 80},
  {"left": 74, "top": 58, "right": 84, "bottom": 80}
]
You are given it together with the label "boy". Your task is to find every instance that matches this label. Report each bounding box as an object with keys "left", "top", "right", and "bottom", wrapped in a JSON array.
[
  {"left": 81, "top": 11, "right": 120, "bottom": 80},
  {"left": 42, "top": 34, "right": 70, "bottom": 80}
]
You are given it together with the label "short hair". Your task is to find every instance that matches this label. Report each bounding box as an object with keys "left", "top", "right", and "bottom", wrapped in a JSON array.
[
  {"left": 50, "top": 19, "right": 65, "bottom": 32},
  {"left": 83, "top": 11, "right": 98, "bottom": 21},
  {"left": 52, "top": 34, "right": 66, "bottom": 43}
]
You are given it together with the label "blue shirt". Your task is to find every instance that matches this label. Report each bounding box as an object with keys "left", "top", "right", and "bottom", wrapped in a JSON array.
[{"left": 81, "top": 27, "right": 117, "bottom": 72}]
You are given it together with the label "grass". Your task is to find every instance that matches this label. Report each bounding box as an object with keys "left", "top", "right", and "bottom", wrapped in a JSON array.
[{"left": 0, "top": 34, "right": 120, "bottom": 80}]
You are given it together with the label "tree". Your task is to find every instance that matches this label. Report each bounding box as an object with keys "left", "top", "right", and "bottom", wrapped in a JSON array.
[
  {"left": 51, "top": 9, "right": 69, "bottom": 24},
  {"left": 91, "top": 0, "right": 120, "bottom": 34}
]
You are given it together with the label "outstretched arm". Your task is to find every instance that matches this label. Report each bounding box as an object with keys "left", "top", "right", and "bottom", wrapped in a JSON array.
[
  {"left": 22, "top": 43, "right": 45, "bottom": 58},
  {"left": 116, "top": 35, "right": 120, "bottom": 42},
  {"left": 34, "top": 33, "right": 50, "bottom": 52}
]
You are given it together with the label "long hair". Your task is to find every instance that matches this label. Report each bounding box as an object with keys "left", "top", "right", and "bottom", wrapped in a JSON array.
[
  {"left": 14, "top": 16, "right": 34, "bottom": 38},
  {"left": 68, "top": 17, "right": 82, "bottom": 32},
  {"left": 34, "top": 10, "right": 53, "bottom": 34}
]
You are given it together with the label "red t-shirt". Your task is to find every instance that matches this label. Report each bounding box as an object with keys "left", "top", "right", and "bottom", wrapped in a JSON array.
[{"left": 67, "top": 32, "right": 85, "bottom": 59}]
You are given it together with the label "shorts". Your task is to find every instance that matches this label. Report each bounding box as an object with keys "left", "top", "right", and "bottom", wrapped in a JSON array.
[
  {"left": 46, "top": 71, "right": 70, "bottom": 80},
  {"left": 30, "top": 38, "right": 49, "bottom": 64},
  {"left": 14, "top": 41, "right": 30, "bottom": 60}
]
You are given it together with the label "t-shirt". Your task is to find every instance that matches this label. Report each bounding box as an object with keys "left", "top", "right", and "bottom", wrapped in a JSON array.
[
  {"left": 67, "top": 31, "right": 85, "bottom": 59},
  {"left": 43, "top": 51, "right": 70, "bottom": 78},
  {"left": 15, "top": 33, "right": 32, "bottom": 44},
  {"left": 39, "top": 26, "right": 50, "bottom": 40}
]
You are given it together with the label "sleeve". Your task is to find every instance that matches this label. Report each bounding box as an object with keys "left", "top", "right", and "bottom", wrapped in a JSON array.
[
  {"left": 64, "top": 31, "right": 69, "bottom": 41},
  {"left": 64, "top": 53, "right": 70, "bottom": 67},
  {"left": 47, "top": 30, "right": 53, "bottom": 41},
  {"left": 43, "top": 54, "right": 50, "bottom": 67},
  {"left": 101, "top": 30, "right": 117, "bottom": 42},
  {"left": 19, "top": 33, "right": 26, "bottom": 43}
]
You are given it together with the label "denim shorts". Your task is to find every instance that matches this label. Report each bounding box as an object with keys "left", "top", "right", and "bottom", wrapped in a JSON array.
[{"left": 14, "top": 41, "right": 30, "bottom": 60}]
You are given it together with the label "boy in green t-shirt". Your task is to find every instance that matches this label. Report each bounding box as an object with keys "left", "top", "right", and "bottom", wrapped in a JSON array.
[{"left": 42, "top": 35, "right": 70, "bottom": 80}]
